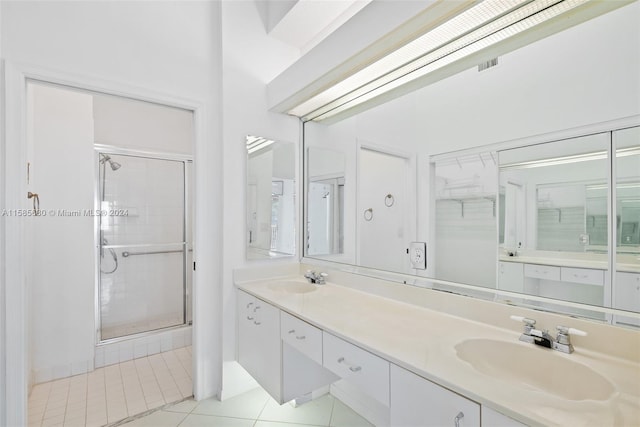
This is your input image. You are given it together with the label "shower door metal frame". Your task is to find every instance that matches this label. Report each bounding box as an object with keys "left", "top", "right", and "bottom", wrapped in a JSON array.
[{"left": 94, "top": 144, "right": 193, "bottom": 345}]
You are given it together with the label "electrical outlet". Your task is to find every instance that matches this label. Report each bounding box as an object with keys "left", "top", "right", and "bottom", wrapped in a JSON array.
[{"left": 409, "top": 241, "right": 426, "bottom": 269}]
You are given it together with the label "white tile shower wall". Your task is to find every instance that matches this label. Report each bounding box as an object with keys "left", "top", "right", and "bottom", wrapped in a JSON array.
[{"left": 95, "top": 326, "right": 192, "bottom": 369}]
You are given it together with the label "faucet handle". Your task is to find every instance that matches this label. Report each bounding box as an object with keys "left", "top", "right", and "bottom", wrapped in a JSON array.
[
  {"left": 556, "top": 325, "right": 587, "bottom": 338},
  {"left": 554, "top": 326, "right": 586, "bottom": 353},
  {"left": 510, "top": 315, "right": 536, "bottom": 326}
]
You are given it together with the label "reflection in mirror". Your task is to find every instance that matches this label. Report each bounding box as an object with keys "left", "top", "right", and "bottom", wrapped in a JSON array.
[
  {"left": 498, "top": 133, "right": 611, "bottom": 319},
  {"left": 613, "top": 126, "right": 640, "bottom": 327},
  {"left": 246, "top": 135, "right": 295, "bottom": 259},
  {"left": 433, "top": 152, "right": 497, "bottom": 287},
  {"left": 307, "top": 147, "right": 345, "bottom": 256}
]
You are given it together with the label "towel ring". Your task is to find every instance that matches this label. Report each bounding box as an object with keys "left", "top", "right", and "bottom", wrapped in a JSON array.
[
  {"left": 385, "top": 194, "right": 394, "bottom": 207},
  {"left": 363, "top": 208, "right": 373, "bottom": 221},
  {"left": 28, "top": 191, "right": 40, "bottom": 215}
]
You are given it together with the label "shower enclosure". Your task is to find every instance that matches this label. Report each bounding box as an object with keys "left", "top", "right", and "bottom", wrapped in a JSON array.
[{"left": 97, "top": 149, "right": 192, "bottom": 342}]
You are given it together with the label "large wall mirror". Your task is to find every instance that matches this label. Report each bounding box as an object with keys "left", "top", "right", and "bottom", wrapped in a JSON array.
[
  {"left": 302, "top": 2, "right": 640, "bottom": 327},
  {"left": 246, "top": 135, "right": 296, "bottom": 259}
]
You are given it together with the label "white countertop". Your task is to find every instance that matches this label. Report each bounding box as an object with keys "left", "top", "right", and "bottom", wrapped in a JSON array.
[
  {"left": 499, "top": 250, "right": 640, "bottom": 273},
  {"left": 236, "top": 277, "right": 640, "bottom": 427}
]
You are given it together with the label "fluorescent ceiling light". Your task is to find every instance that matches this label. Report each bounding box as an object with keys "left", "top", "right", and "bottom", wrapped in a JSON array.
[
  {"left": 246, "top": 135, "right": 275, "bottom": 154},
  {"left": 616, "top": 146, "right": 640, "bottom": 158},
  {"left": 500, "top": 150, "right": 608, "bottom": 170},
  {"left": 289, "top": 0, "right": 588, "bottom": 122}
]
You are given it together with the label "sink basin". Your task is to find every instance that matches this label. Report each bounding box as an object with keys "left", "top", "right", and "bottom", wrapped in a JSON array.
[
  {"left": 455, "top": 339, "right": 615, "bottom": 401},
  {"left": 267, "top": 280, "right": 317, "bottom": 294}
]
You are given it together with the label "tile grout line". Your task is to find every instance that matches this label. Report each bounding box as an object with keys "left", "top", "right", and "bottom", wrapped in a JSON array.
[
  {"left": 149, "top": 351, "right": 173, "bottom": 405},
  {"left": 118, "top": 359, "right": 131, "bottom": 421},
  {"left": 107, "top": 396, "right": 193, "bottom": 427},
  {"left": 162, "top": 348, "right": 192, "bottom": 399},
  {"left": 131, "top": 353, "right": 150, "bottom": 417},
  {"left": 327, "top": 395, "right": 336, "bottom": 427}
]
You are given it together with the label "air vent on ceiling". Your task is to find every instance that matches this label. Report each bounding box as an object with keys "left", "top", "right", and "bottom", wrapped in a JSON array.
[{"left": 478, "top": 57, "right": 499, "bottom": 72}]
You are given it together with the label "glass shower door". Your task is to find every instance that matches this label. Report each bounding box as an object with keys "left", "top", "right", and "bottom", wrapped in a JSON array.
[{"left": 98, "top": 153, "right": 188, "bottom": 341}]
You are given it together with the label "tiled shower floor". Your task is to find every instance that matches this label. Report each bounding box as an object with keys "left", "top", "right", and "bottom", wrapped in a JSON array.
[{"left": 28, "top": 346, "right": 192, "bottom": 427}]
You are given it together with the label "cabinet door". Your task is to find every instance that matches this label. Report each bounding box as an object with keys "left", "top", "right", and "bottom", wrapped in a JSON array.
[
  {"left": 237, "top": 290, "right": 282, "bottom": 402},
  {"left": 614, "top": 272, "right": 640, "bottom": 327},
  {"left": 390, "top": 364, "right": 480, "bottom": 427},
  {"left": 482, "top": 406, "right": 526, "bottom": 426},
  {"left": 498, "top": 262, "right": 524, "bottom": 292},
  {"left": 323, "top": 332, "right": 390, "bottom": 406}
]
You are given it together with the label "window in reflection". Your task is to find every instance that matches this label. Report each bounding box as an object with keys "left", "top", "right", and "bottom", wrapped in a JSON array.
[{"left": 434, "top": 152, "right": 498, "bottom": 288}]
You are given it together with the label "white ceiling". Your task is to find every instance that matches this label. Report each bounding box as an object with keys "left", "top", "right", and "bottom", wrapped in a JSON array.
[{"left": 267, "top": 0, "right": 371, "bottom": 54}]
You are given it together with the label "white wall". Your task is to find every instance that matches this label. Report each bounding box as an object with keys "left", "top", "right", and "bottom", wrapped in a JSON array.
[
  {"left": 220, "top": 1, "right": 300, "bottom": 399},
  {"left": 93, "top": 94, "right": 193, "bottom": 155},
  {"left": 413, "top": 2, "right": 640, "bottom": 150},
  {"left": 1, "top": 2, "right": 223, "bottom": 424},
  {"left": 0, "top": 1, "right": 6, "bottom": 420}
]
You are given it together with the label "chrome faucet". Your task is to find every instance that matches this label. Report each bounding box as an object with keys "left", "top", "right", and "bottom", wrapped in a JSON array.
[
  {"left": 304, "top": 270, "right": 328, "bottom": 284},
  {"left": 510, "top": 316, "right": 587, "bottom": 354}
]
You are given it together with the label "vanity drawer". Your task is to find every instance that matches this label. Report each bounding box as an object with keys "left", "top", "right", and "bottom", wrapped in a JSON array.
[
  {"left": 323, "top": 332, "right": 390, "bottom": 406},
  {"left": 560, "top": 267, "right": 604, "bottom": 286},
  {"left": 281, "top": 311, "right": 323, "bottom": 365},
  {"left": 524, "top": 263, "right": 560, "bottom": 281}
]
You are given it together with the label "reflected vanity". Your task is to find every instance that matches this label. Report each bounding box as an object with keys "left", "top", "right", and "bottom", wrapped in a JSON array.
[{"left": 246, "top": 135, "right": 296, "bottom": 259}]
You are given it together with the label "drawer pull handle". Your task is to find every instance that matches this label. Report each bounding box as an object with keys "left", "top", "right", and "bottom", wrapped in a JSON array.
[
  {"left": 247, "top": 316, "right": 254, "bottom": 320},
  {"left": 246, "top": 302, "right": 253, "bottom": 309},
  {"left": 296, "top": 335, "right": 306, "bottom": 340},
  {"left": 288, "top": 329, "right": 295, "bottom": 334},
  {"left": 454, "top": 411, "right": 464, "bottom": 427},
  {"left": 254, "top": 320, "right": 261, "bottom": 325},
  {"left": 337, "top": 357, "right": 362, "bottom": 372}
]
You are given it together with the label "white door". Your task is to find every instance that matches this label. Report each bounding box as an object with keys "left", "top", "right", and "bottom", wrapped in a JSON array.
[
  {"left": 358, "top": 147, "right": 413, "bottom": 273},
  {"left": 27, "top": 82, "right": 96, "bottom": 382}
]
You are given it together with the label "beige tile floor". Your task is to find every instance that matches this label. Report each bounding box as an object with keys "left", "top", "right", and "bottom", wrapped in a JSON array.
[
  {"left": 28, "top": 347, "right": 192, "bottom": 427},
  {"left": 123, "top": 387, "right": 373, "bottom": 427}
]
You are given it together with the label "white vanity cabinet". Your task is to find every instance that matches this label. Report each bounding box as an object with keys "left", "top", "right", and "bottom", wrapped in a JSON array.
[
  {"left": 482, "top": 406, "right": 527, "bottom": 426},
  {"left": 614, "top": 272, "right": 640, "bottom": 327},
  {"left": 498, "top": 261, "right": 524, "bottom": 292},
  {"left": 237, "top": 290, "right": 282, "bottom": 402},
  {"left": 237, "top": 290, "right": 338, "bottom": 404},
  {"left": 323, "top": 332, "right": 390, "bottom": 406},
  {"left": 390, "top": 364, "right": 480, "bottom": 427}
]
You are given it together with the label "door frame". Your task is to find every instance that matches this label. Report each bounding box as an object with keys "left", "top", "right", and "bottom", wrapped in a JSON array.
[{"left": 2, "top": 62, "right": 209, "bottom": 426}]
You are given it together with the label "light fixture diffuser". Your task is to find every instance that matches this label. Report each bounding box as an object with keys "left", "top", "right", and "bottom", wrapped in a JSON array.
[{"left": 289, "top": 0, "right": 593, "bottom": 122}]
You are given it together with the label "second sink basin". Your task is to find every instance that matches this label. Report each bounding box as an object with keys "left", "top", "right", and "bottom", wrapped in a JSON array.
[
  {"left": 455, "top": 339, "right": 615, "bottom": 401},
  {"left": 267, "top": 280, "right": 317, "bottom": 294}
]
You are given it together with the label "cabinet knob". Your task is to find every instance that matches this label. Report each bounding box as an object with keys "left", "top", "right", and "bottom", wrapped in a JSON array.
[{"left": 454, "top": 411, "right": 464, "bottom": 427}]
